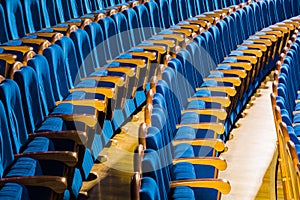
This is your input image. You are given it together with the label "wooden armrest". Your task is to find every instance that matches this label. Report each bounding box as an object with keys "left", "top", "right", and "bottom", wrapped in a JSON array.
[
  {"left": 293, "top": 122, "right": 300, "bottom": 127},
  {"left": 196, "top": 86, "right": 236, "bottom": 96},
  {"left": 0, "top": 45, "right": 33, "bottom": 53},
  {"left": 214, "top": 10, "right": 228, "bottom": 15},
  {"left": 15, "top": 151, "right": 78, "bottom": 167},
  {"left": 211, "top": 69, "right": 247, "bottom": 78},
  {"left": 69, "top": 87, "right": 115, "bottom": 98},
  {"left": 231, "top": 49, "right": 263, "bottom": 58},
  {"left": 64, "top": 19, "right": 92, "bottom": 29},
  {"left": 30, "top": 32, "right": 63, "bottom": 42},
  {"left": 218, "top": 62, "right": 252, "bottom": 71},
  {"left": 146, "top": 39, "right": 175, "bottom": 48},
  {"left": 20, "top": 38, "right": 48, "bottom": 45},
  {"left": 251, "top": 35, "right": 277, "bottom": 42},
  {"left": 275, "top": 23, "right": 295, "bottom": 31},
  {"left": 170, "top": 178, "right": 231, "bottom": 194},
  {"left": 283, "top": 20, "right": 299, "bottom": 27},
  {"left": 239, "top": 44, "right": 267, "bottom": 52},
  {"left": 185, "top": 20, "right": 207, "bottom": 27},
  {"left": 176, "top": 123, "right": 224, "bottom": 134},
  {"left": 204, "top": 13, "right": 221, "bottom": 18},
  {"left": 195, "top": 16, "right": 214, "bottom": 23},
  {"left": 245, "top": 39, "right": 272, "bottom": 47},
  {"left": 47, "top": 114, "right": 98, "bottom": 127},
  {"left": 137, "top": 45, "right": 166, "bottom": 54},
  {"left": 204, "top": 77, "right": 241, "bottom": 86},
  {"left": 178, "top": 24, "right": 200, "bottom": 32},
  {"left": 129, "top": 52, "right": 157, "bottom": 61},
  {"left": 28, "top": 130, "right": 87, "bottom": 145},
  {"left": 259, "top": 30, "right": 283, "bottom": 37},
  {"left": 105, "top": 67, "right": 136, "bottom": 77},
  {"left": 0, "top": 54, "right": 17, "bottom": 64},
  {"left": 112, "top": 58, "right": 146, "bottom": 68},
  {"left": 0, "top": 176, "right": 67, "bottom": 194},
  {"left": 173, "top": 157, "right": 227, "bottom": 170},
  {"left": 226, "top": 55, "right": 257, "bottom": 64},
  {"left": 293, "top": 109, "right": 300, "bottom": 115},
  {"left": 171, "top": 29, "right": 193, "bottom": 37},
  {"left": 269, "top": 25, "right": 289, "bottom": 34},
  {"left": 181, "top": 108, "right": 227, "bottom": 120},
  {"left": 81, "top": 76, "right": 125, "bottom": 87},
  {"left": 56, "top": 99, "right": 106, "bottom": 112},
  {"left": 172, "top": 138, "right": 225, "bottom": 151},
  {"left": 188, "top": 96, "right": 231, "bottom": 107},
  {"left": 221, "top": 8, "right": 232, "bottom": 13},
  {"left": 156, "top": 34, "right": 185, "bottom": 42},
  {"left": 51, "top": 25, "right": 78, "bottom": 36}
]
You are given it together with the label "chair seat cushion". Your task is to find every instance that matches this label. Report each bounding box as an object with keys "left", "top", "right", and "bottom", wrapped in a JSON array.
[
  {"left": 37, "top": 117, "right": 64, "bottom": 132},
  {"left": 6, "top": 157, "right": 42, "bottom": 177},
  {"left": 174, "top": 144, "right": 195, "bottom": 158},
  {"left": 23, "top": 137, "right": 54, "bottom": 153},
  {"left": 51, "top": 103, "right": 96, "bottom": 116},
  {"left": 172, "top": 186, "right": 195, "bottom": 200},
  {"left": 0, "top": 183, "right": 29, "bottom": 200},
  {"left": 172, "top": 162, "right": 196, "bottom": 180}
]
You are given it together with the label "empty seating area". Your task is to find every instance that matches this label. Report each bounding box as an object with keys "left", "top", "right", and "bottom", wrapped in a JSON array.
[{"left": 0, "top": 0, "right": 299, "bottom": 199}]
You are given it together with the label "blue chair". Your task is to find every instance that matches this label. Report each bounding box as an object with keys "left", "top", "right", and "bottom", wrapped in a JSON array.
[
  {"left": 133, "top": 146, "right": 230, "bottom": 200},
  {"left": 0, "top": 100, "right": 69, "bottom": 200},
  {"left": 0, "top": 77, "right": 82, "bottom": 199}
]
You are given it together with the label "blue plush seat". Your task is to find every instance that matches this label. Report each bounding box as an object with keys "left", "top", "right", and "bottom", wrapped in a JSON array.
[{"left": 0, "top": 80, "right": 79, "bottom": 199}]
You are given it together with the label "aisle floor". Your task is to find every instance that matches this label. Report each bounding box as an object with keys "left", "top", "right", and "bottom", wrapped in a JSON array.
[{"left": 220, "top": 81, "right": 278, "bottom": 200}]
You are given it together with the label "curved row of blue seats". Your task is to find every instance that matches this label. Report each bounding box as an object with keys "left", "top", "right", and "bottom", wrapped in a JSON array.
[
  {"left": 136, "top": 1, "right": 300, "bottom": 199},
  {"left": 277, "top": 35, "right": 300, "bottom": 155},
  {"left": 0, "top": 0, "right": 249, "bottom": 200}
]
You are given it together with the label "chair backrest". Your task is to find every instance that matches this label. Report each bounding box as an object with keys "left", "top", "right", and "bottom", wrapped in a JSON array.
[
  {"left": 194, "top": 35, "right": 213, "bottom": 78},
  {"left": 177, "top": 0, "right": 190, "bottom": 21},
  {"left": 267, "top": 0, "right": 279, "bottom": 25},
  {"left": 258, "top": 1, "right": 270, "bottom": 28},
  {"left": 230, "top": 11, "right": 245, "bottom": 45},
  {"left": 275, "top": 0, "right": 286, "bottom": 22},
  {"left": 217, "top": 20, "right": 231, "bottom": 57},
  {"left": 0, "top": 100, "right": 15, "bottom": 179},
  {"left": 208, "top": 25, "right": 225, "bottom": 64},
  {"left": 56, "top": 36, "right": 81, "bottom": 87},
  {"left": 2, "top": 0, "right": 27, "bottom": 40},
  {"left": 144, "top": 0, "right": 162, "bottom": 34},
  {"left": 69, "top": 0, "right": 82, "bottom": 18},
  {"left": 169, "top": 0, "right": 180, "bottom": 25},
  {"left": 134, "top": 4, "right": 154, "bottom": 41},
  {"left": 243, "top": 5, "right": 256, "bottom": 36},
  {"left": 123, "top": 8, "right": 143, "bottom": 46},
  {"left": 156, "top": 0, "right": 172, "bottom": 29},
  {"left": 22, "top": 0, "right": 43, "bottom": 33},
  {"left": 98, "top": 17, "right": 121, "bottom": 60},
  {"left": 0, "top": 79, "right": 29, "bottom": 154},
  {"left": 111, "top": 12, "right": 132, "bottom": 52},
  {"left": 43, "top": 44, "right": 71, "bottom": 101},
  {"left": 186, "top": 41, "right": 204, "bottom": 88},
  {"left": 13, "top": 67, "right": 44, "bottom": 133},
  {"left": 55, "top": 0, "right": 72, "bottom": 23},
  {"left": 70, "top": 28, "right": 96, "bottom": 78},
  {"left": 0, "top": 4, "right": 9, "bottom": 44},
  {"left": 84, "top": 22, "right": 107, "bottom": 68},
  {"left": 27, "top": 54, "right": 56, "bottom": 116},
  {"left": 39, "top": 0, "right": 58, "bottom": 27}
]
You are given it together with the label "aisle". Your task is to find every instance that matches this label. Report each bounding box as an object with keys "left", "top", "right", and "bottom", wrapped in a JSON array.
[{"left": 220, "top": 81, "right": 277, "bottom": 200}]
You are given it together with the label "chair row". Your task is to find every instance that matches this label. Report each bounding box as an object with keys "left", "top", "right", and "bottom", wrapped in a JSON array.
[
  {"left": 131, "top": 2, "right": 300, "bottom": 200},
  {"left": 271, "top": 33, "right": 300, "bottom": 200},
  {"left": 0, "top": 0, "right": 248, "bottom": 199}
]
